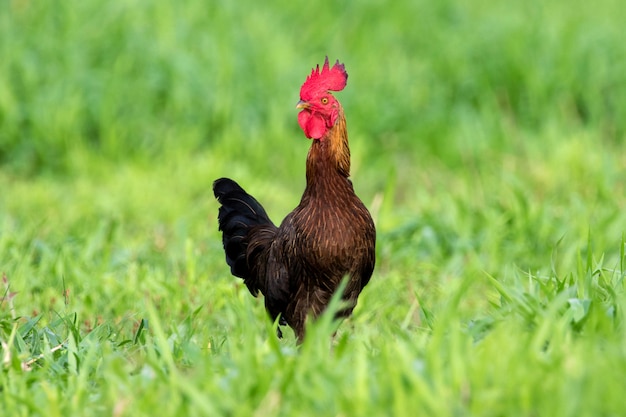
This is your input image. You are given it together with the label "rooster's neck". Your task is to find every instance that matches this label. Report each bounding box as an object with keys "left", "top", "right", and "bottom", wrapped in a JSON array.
[{"left": 305, "top": 111, "right": 351, "bottom": 189}]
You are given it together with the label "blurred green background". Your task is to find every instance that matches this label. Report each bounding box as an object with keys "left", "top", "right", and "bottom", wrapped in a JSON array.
[
  {"left": 3, "top": 0, "right": 625, "bottom": 172},
  {"left": 1, "top": 0, "right": 626, "bottom": 415}
]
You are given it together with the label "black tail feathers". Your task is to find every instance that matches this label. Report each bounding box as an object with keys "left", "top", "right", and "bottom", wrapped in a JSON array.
[{"left": 213, "top": 178, "right": 275, "bottom": 294}]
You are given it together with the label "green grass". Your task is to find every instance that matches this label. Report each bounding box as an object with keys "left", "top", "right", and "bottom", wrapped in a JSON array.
[{"left": 1, "top": 0, "right": 626, "bottom": 415}]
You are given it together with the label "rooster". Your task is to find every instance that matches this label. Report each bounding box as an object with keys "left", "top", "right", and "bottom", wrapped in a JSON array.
[{"left": 213, "top": 57, "right": 375, "bottom": 342}]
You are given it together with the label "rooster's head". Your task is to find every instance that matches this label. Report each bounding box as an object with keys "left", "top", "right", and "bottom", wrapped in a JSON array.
[{"left": 297, "top": 57, "right": 348, "bottom": 140}]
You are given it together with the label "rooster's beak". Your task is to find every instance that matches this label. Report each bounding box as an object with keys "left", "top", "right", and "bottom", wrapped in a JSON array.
[{"left": 296, "top": 100, "right": 310, "bottom": 109}]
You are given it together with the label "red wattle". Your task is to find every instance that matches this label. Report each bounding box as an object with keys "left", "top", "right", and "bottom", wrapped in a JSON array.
[{"left": 298, "top": 111, "right": 327, "bottom": 139}]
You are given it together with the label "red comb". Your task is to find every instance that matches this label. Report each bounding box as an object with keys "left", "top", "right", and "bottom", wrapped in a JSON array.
[{"left": 299, "top": 57, "right": 348, "bottom": 101}]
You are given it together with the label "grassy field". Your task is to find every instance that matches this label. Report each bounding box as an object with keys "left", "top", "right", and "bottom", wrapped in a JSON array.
[{"left": 1, "top": 0, "right": 626, "bottom": 415}]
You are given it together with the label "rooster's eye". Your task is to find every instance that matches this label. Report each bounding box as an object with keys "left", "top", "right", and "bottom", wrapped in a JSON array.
[{"left": 321, "top": 97, "right": 329, "bottom": 105}]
